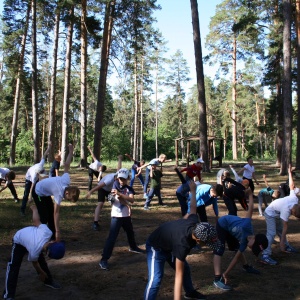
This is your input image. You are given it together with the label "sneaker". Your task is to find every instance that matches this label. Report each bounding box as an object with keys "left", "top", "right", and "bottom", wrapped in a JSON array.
[
  {"left": 144, "top": 206, "right": 150, "bottom": 210},
  {"left": 44, "top": 280, "right": 61, "bottom": 289},
  {"left": 260, "top": 255, "right": 277, "bottom": 265},
  {"left": 143, "top": 193, "right": 148, "bottom": 199},
  {"left": 285, "top": 245, "right": 298, "bottom": 253},
  {"left": 242, "top": 264, "right": 260, "bottom": 274},
  {"left": 99, "top": 260, "right": 109, "bottom": 270},
  {"left": 129, "top": 247, "right": 145, "bottom": 254},
  {"left": 92, "top": 222, "right": 100, "bottom": 231},
  {"left": 184, "top": 289, "right": 207, "bottom": 300},
  {"left": 213, "top": 279, "right": 232, "bottom": 291},
  {"left": 159, "top": 202, "right": 168, "bottom": 207},
  {"left": 14, "top": 198, "right": 20, "bottom": 203}
]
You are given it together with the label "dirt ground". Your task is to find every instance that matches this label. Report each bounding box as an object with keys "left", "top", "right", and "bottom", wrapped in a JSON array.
[{"left": 1, "top": 163, "right": 300, "bottom": 300}]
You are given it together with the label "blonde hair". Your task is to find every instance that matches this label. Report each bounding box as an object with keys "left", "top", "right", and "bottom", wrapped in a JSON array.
[{"left": 158, "top": 154, "right": 167, "bottom": 162}]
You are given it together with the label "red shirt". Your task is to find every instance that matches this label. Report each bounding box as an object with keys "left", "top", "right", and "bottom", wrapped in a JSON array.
[{"left": 181, "top": 164, "right": 202, "bottom": 181}]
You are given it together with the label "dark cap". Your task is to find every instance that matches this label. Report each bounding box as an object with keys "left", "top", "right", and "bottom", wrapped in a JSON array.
[
  {"left": 194, "top": 222, "right": 222, "bottom": 252},
  {"left": 48, "top": 241, "right": 65, "bottom": 259},
  {"left": 252, "top": 234, "right": 268, "bottom": 256}
]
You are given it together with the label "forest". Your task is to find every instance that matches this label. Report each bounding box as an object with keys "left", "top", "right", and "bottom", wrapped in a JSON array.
[{"left": 0, "top": 0, "right": 299, "bottom": 175}]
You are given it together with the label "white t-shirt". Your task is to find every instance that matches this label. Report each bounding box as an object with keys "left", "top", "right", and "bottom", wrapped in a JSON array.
[
  {"left": 98, "top": 173, "right": 116, "bottom": 191},
  {"left": 25, "top": 159, "right": 45, "bottom": 183},
  {"left": 264, "top": 190, "right": 298, "bottom": 221},
  {"left": 147, "top": 158, "right": 159, "bottom": 170},
  {"left": 89, "top": 160, "right": 102, "bottom": 172},
  {"left": 0, "top": 167, "right": 10, "bottom": 180},
  {"left": 13, "top": 224, "right": 52, "bottom": 261},
  {"left": 242, "top": 164, "right": 255, "bottom": 179},
  {"left": 35, "top": 173, "right": 70, "bottom": 205}
]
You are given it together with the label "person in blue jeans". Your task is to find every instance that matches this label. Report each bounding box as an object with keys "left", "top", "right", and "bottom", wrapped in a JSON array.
[
  {"left": 125, "top": 153, "right": 145, "bottom": 188},
  {"left": 144, "top": 181, "right": 222, "bottom": 300}
]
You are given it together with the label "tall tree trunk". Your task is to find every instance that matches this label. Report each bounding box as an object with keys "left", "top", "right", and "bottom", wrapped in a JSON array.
[
  {"left": 9, "top": 2, "right": 31, "bottom": 166},
  {"left": 280, "top": 0, "right": 292, "bottom": 175},
  {"left": 61, "top": 6, "right": 74, "bottom": 164},
  {"left": 231, "top": 36, "right": 237, "bottom": 160},
  {"left": 190, "top": 0, "right": 209, "bottom": 170},
  {"left": 48, "top": 8, "right": 60, "bottom": 161},
  {"left": 80, "top": 0, "right": 88, "bottom": 167},
  {"left": 94, "top": 1, "right": 115, "bottom": 158},
  {"left": 31, "top": 0, "right": 40, "bottom": 163},
  {"left": 133, "top": 56, "right": 138, "bottom": 159},
  {"left": 295, "top": 0, "right": 300, "bottom": 170},
  {"left": 155, "top": 62, "right": 158, "bottom": 158}
]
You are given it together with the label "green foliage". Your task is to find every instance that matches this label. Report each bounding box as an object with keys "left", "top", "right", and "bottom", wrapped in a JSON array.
[{"left": 15, "top": 129, "right": 34, "bottom": 164}]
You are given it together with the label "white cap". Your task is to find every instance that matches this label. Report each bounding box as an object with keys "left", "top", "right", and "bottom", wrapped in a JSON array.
[
  {"left": 196, "top": 158, "right": 204, "bottom": 163},
  {"left": 117, "top": 168, "right": 129, "bottom": 179}
]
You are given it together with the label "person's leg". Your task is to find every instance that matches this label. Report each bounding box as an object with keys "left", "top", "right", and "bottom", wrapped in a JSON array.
[
  {"left": 122, "top": 216, "right": 139, "bottom": 250},
  {"left": 88, "top": 168, "right": 94, "bottom": 191},
  {"left": 137, "top": 173, "right": 145, "bottom": 187},
  {"left": 196, "top": 205, "right": 208, "bottom": 222},
  {"left": 38, "top": 252, "right": 52, "bottom": 280},
  {"left": 155, "top": 188, "right": 164, "bottom": 205},
  {"left": 101, "top": 217, "right": 122, "bottom": 261},
  {"left": 7, "top": 181, "right": 18, "bottom": 201},
  {"left": 43, "top": 197, "right": 55, "bottom": 238},
  {"left": 3, "top": 243, "right": 27, "bottom": 299},
  {"left": 93, "top": 189, "right": 108, "bottom": 230},
  {"left": 20, "top": 179, "right": 32, "bottom": 214},
  {"left": 223, "top": 195, "right": 237, "bottom": 215},
  {"left": 176, "top": 192, "right": 188, "bottom": 216},
  {"left": 262, "top": 214, "right": 276, "bottom": 256},
  {"left": 144, "top": 188, "right": 155, "bottom": 208},
  {"left": 144, "top": 168, "right": 150, "bottom": 194},
  {"left": 130, "top": 169, "right": 136, "bottom": 187},
  {"left": 144, "top": 242, "right": 166, "bottom": 300},
  {"left": 257, "top": 194, "right": 264, "bottom": 216}
]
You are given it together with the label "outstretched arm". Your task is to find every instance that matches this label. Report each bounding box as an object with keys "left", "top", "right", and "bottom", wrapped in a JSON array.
[
  {"left": 42, "top": 142, "right": 51, "bottom": 160},
  {"left": 87, "top": 145, "right": 98, "bottom": 162},
  {"left": 288, "top": 164, "right": 295, "bottom": 190},
  {"left": 64, "top": 144, "right": 74, "bottom": 173},
  {"left": 262, "top": 174, "right": 269, "bottom": 187},
  {"left": 31, "top": 205, "right": 41, "bottom": 227},
  {"left": 125, "top": 153, "right": 134, "bottom": 161}
]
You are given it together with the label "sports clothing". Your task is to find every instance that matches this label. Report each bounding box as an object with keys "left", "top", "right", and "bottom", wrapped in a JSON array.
[
  {"left": 181, "top": 163, "right": 202, "bottom": 181},
  {"left": 49, "top": 160, "right": 60, "bottom": 177},
  {"left": 144, "top": 169, "right": 163, "bottom": 207}
]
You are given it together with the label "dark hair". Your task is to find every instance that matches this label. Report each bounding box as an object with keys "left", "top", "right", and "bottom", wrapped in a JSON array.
[
  {"left": 215, "top": 184, "right": 223, "bottom": 197},
  {"left": 65, "top": 187, "right": 80, "bottom": 202},
  {"left": 247, "top": 156, "right": 252, "bottom": 162},
  {"left": 6, "top": 171, "right": 16, "bottom": 181},
  {"left": 101, "top": 165, "right": 107, "bottom": 172}
]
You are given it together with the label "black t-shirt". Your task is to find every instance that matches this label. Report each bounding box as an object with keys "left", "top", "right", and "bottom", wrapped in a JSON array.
[
  {"left": 147, "top": 214, "right": 198, "bottom": 261},
  {"left": 223, "top": 177, "right": 245, "bottom": 201},
  {"left": 49, "top": 160, "right": 60, "bottom": 177}
]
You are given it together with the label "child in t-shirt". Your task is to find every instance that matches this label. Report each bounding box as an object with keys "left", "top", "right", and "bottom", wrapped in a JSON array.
[
  {"left": 143, "top": 161, "right": 164, "bottom": 209},
  {"left": 99, "top": 168, "right": 144, "bottom": 270},
  {"left": 180, "top": 158, "right": 204, "bottom": 182},
  {"left": 257, "top": 174, "right": 280, "bottom": 216},
  {"left": 49, "top": 150, "right": 61, "bottom": 177}
]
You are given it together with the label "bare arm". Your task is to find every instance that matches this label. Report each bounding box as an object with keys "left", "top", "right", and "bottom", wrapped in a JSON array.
[
  {"left": 245, "top": 189, "right": 254, "bottom": 218},
  {"left": 288, "top": 164, "right": 295, "bottom": 190},
  {"left": 32, "top": 261, "right": 48, "bottom": 282},
  {"left": 31, "top": 205, "right": 41, "bottom": 227},
  {"left": 86, "top": 182, "right": 106, "bottom": 199},
  {"left": 87, "top": 145, "right": 98, "bottom": 162},
  {"left": 174, "top": 258, "right": 184, "bottom": 300},
  {"left": 188, "top": 180, "right": 197, "bottom": 215},
  {"left": 125, "top": 153, "right": 134, "bottom": 161},
  {"left": 53, "top": 202, "right": 61, "bottom": 241},
  {"left": 223, "top": 250, "right": 243, "bottom": 283},
  {"left": 42, "top": 142, "right": 51, "bottom": 160}
]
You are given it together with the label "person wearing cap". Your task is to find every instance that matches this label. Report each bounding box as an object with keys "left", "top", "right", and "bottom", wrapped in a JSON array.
[
  {"left": 20, "top": 143, "right": 51, "bottom": 217},
  {"left": 86, "top": 155, "right": 123, "bottom": 231},
  {"left": 137, "top": 154, "right": 171, "bottom": 198},
  {"left": 2, "top": 205, "right": 65, "bottom": 299},
  {"left": 143, "top": 160, "right": 165, "bottom": 210},
  {"left": 180, "top": 158, "right": 204, "bottom": 183},
  {"left": 32, "top": 144, "right": 80, "bottom": 241},
  {"left": 238, "top": 156, "right": 259, "bottom": 194},
  {"left": 87, "top": 145, "right": 107, "bottom": 191},
  {"left": 212, "top": 186, "right": 268, "bottom": 291},
  {"left": 221, "top": 176, "right": 250, "bottom": 216},
  {"left": 99, "top": 168, "right": 144, "bottom": 270},
  {"left": 260, "top": 164, "right": 300, "bottom": 265},
  {"left": 144, "top": 180, "right": 222, "bottom": 300}
]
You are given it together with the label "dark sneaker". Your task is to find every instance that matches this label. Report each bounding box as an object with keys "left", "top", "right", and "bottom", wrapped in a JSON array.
[
  {"left": 243, "top": 264, "right": 260, "bottom": 274},
  {"left": 184, "top": 290, "right": 207, "bottom": 299},
  {"left": 44, "top": 280, "right": 61, "bottom": 289},
  {"left": 213, "top": 279, "right": 232, "bottom": 291},
  {"left": 260, "top": 255, "right": 277, "bottom": 265},
  {"left": 92, "top": 222, "right": 100, "bottom": 231},
  {"left": 129, "top": 247, "right": 145, "bottom": 254},
  {"left": 159, "top": 202, "right": 168, "bottom": 207},
  {"left": 99, "top": 260, "right": 109, "bottom": 270},
  {"left": 285, "top": 245, "right": 298, "bottom": 253}
]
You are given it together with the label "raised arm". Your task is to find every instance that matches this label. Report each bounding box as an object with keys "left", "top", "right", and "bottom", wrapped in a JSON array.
[
  {"left": 42, "top": 142, "right": 51, "bottom": 160},
  {"left": 64, "top": 144, "right": 74, "bottom": 173},
  {"left": 262, "top": 174, "right": 269, "bottom": 187},
  {"left": 188, "top": 180, "right": 197, "bottom": 215},
  {"left": 125, "top": 153, "right": 134, "bottom": 161},
  {"left": 288, "top": 164, "right": 295, "bottom": 190},
  {"left": 87, "top": 145, "right": 98, "bottom": 162}
]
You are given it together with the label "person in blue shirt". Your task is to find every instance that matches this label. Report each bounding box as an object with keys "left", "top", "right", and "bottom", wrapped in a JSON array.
[
  {"left": 257, "top": 174, "right": 280, "bottom": 216},
  {"left": 212, "top": 187, "right": 268, "bottom": 291},
  {"left": 185, "top": 183, "right": 223, "bottom": 223}
]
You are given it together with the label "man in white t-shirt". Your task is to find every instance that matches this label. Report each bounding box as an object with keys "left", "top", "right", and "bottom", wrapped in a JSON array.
[
  {"left": 20, "top": 143, "right": 51, "bottom": 216},
  {"left": 238, "top": 156, "right": 259, "bottom": 194},
  {"left": 32, "top": 144, "right": 80, "bottom": 241},
  {"left": 260, "top": 165, "right": 300, "bottom": 265},
  {"left": 0, "top": 167, "right": 19, "bottom": 202},
  {"left": 3, "top": 205, "right": 65, "bottom": 299}
]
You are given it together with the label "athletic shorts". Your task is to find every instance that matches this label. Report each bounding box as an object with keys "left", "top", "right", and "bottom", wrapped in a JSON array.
[
  {"left": 215, "top": 221, "right": 239, "bottom": 256},
  {"left": 98, "top": 188, "right": 110, "bottom": 202}
]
